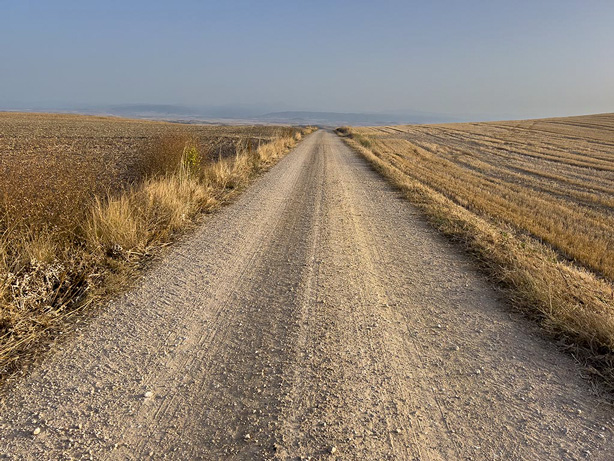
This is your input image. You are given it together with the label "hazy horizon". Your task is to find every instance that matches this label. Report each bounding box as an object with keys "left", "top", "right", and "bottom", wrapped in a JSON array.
[{"left": 2, "top": 1, "right": 613, "bottom": 121}]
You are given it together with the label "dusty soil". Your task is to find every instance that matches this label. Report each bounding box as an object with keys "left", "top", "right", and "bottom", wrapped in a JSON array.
[{"left": 0, "top": 130, "right": 613, "bottom": 459}]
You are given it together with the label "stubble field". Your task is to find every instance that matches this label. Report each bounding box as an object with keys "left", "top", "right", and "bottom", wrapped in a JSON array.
[{"left": 338, "top": 114, "right": 614, "bottom": 384}]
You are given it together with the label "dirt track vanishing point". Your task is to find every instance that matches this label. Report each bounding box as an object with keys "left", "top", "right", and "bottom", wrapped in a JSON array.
[{"left": 1, "top": 130, "right": 613, "bottom": 459}]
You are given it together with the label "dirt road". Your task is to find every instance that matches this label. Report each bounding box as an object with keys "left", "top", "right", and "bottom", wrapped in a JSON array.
[{"left": 1, "top": 130, "right": 613, "bottom": 460}]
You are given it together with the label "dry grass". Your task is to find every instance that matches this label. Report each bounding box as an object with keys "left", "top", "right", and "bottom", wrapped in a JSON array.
[
  {"left": 0, "top": 112, "right": 315, "bottom": 383},
  {"left": 337, "top": 114, "right": 614, "bottom": 388}
]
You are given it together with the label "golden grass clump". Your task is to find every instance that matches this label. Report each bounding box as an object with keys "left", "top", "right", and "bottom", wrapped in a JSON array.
[{"left": 337, "top": 115, "right": 614, "bottom": 387}]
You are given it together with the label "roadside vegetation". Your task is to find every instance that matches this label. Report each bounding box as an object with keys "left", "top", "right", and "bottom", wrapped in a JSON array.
[
  {"left": 336, "top": 114, "right": 614, "bottom": 388},
  {"left": 0, "top": 112, "right": 315, "bottom": 384}
]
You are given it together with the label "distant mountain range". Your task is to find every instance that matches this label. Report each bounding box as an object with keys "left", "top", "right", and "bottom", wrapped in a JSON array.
[
  {"left": 98, "top": 106, "right": 458, "bottom": 126},
  {"left": 0, "top": 103, "right": 459, "bottom": 126},
  {"left": 256, "top": 111, "right": 456, "bottom": 126}
]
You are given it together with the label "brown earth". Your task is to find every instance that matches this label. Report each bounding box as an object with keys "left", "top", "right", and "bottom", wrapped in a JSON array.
[{"left": 0, "top": 130, "right": 612, "bottom": 460}]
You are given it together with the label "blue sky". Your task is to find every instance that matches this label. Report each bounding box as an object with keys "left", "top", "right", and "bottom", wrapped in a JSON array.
[{"left": 1, "top": 0, "right": 613, "bottom": 119}]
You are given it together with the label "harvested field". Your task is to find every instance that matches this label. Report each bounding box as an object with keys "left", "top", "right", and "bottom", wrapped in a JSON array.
[
  {"left": 338, "top": 114, "right": 614, "bottom": 385},
  {"left": 0, "top": 112, "right": 313, "bottom": 384},
  {"left": 0, "top": 112, "right": 292, "bottom": 229},
  {"left": 349, "top": 114, "right": 614, "bottom": 280}
]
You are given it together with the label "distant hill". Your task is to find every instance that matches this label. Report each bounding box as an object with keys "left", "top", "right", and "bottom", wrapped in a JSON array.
[
  {"left": 103, "top": 107, "right": 457, "bottom": 126},
  {"left": 256, "top": 111, "right": 457, "bottom": 126},
  {"left": 0, "top": 103, "right": 459, "bottom": 126},
  {"left": 108, "top": 104, "right": 204, "bottom": 116}
]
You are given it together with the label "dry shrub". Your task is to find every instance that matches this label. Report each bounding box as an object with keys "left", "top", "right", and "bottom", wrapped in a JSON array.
[
  {"left": 336, "top": 126, "right": 351, "bottom": 135},
  {"left": 86, "top": 195, "right": 147, "bottom": 255},
  {"left": 136, "top": 133, "right": 207, "bottom": 180},
  {"left": 143, "top": 174, "right": 211, "bottom": 231},
  {"left": 204, "top": 154, "right": 250, "bottom": 191},
  {"left": 136, "top": 133, "right": 190, "bottom": 179}
]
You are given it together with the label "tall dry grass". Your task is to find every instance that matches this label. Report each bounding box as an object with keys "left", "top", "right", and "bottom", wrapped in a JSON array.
[
  {"left": 0, "top": 122, "right": 316, "bottom": 383},
  {"left": 337, "top": 120, "right": 614, "bottom": 389}
]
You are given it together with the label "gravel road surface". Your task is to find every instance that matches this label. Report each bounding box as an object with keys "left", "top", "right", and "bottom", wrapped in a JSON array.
[{"left": 0, "top": 130, "right": 613, "bottom": 460}]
